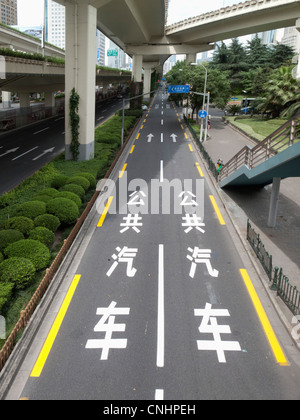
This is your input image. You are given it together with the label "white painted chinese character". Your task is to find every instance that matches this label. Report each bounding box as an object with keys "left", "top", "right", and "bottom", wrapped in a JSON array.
[
  {"left": 120, "top": 214, "right": 143, "bottom": 233},
  {"left": 128, "top": 190, "right": 146, "bottom": 206},
  {"left": 85, "top": 301, "right": 130, "bottom": 360},
  {"left": 194, "top": 302, "right": 241, "bottom": 363},
  {"left": 106, "top": 246, "right": 138, "bottom": 277},
  {"left": 187, "top": 247, "right": 219, "bottom": 278},
  {"left": 182, "top": 214, "right": 205, "bottom": 234},
  {"left": 179, "top": 191, "right": 199, "bottom": 207}
]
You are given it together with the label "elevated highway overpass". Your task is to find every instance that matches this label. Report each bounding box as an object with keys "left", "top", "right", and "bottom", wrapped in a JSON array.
[{"left": 1, "top": 0, "right": 300, "bottom": 160}]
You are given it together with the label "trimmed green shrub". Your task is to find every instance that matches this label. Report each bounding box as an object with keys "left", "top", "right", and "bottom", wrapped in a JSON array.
[
  {"left": 32, "top": 194, "right": 53, "bottom": 204},
  {"left": 66, "top": 176, "right": 90, "bottom": 191},
  {"left": 0, "top": 257, "right": 36, "bottom": 290},
  {"left": 51, "top": 175, "right": 70, "bottom": 189},
  {"left": 46, "top": 198, "right": 79, "bottom": 225},
  {"left": 0, "top": 229, "right": 25, "bottom": 252},
  {"left": 11, "top": 200, "right": 47, "bottom": 220},
  {"left": 3, "top": 217, "right": 35, "bottom": 236},
  {"left": 0, "top": 252, "right": 3, "bottom": 263},
  {"left": 59, "top": 183, "right": 85, "bottom": 198},
  {"left": 34, "top": 214, "right": 61, "bottom": 232},
  {"left": 28, "top": 227, "right": 55, "bottom": 248},
  {"left": 0, "top": 282, "right": 14, "bottom": 313},
  {"left": 77, "top": 172, "right": 96, "bottom": 189},
  {"left": 56, "top": 191, "right": 82, "bottom": 207},
  {"left": 4, "top": 239, "right": 50, "bottom": 271},
  {"left": 40, "top": 188, "right": 60, "bottom": 198}
]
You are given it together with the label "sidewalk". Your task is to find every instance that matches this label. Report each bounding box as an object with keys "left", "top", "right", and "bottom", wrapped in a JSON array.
[{"left": 203, "top": 113, "right": 300, "bottom": 294}]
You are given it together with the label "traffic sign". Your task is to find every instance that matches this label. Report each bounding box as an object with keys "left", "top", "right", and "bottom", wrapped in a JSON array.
[
  {"left": 168, "top": 85, "right": 190, "bottom": 94},
  {"left": 107, "top": 49, "right": 118, "bottom": 57},
  {"left": 198, "top": 110, "right": 207, "bottom": 119}
]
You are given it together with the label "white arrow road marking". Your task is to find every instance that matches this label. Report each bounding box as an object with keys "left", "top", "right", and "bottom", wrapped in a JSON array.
[
  {"left": 32, "top": 147, "right": 55, "bottom": 161},
  {"left": 170, "top": 134, "right": 177, "bottom": 143},
  {"left": 147, "top": 133, "right": 154, "bottom": 143},
  {"left": 12, "top": 146, "right": 38, "bottom": 161},
  {"left": 0, "top": 147, "right": 19, "bottom": 158}
]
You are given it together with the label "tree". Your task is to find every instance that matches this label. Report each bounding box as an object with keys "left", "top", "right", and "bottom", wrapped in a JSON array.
[
  {"left": 267, "top": 44, "right": 295, "bottom": 69},
  {"left": 256, "top": 65, "right": 299, "bottom": 117},
  {"left": 246, "top": 35, "right": 269, "bottom": 69}
]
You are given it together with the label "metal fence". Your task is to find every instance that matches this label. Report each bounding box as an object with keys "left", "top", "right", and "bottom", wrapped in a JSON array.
[{"left": 247, "top": 219, "right": 300, "bottom": 316}]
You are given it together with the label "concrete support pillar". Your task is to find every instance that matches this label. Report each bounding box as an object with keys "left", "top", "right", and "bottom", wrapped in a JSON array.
[
  {"left": 267, "top": 177, "right": 281, "bottom": 228},
  {"left": 143, "top": 64, "right": 153, "bottom": 101},
  {"left": 19, "top": 92, "right": 30, "bottom": 108},
  {"left": 65, "top": 1, "right": 97, "bottom": 161},
  {"left": 44, "top": 92, "right": 56, "bottom": 117},
  {"left": 132, "top": 54, "right": 143, "bottom": 82},
  {"left": 186, "top": 53, "right": 197, "bottom": 65},
  {"left": 2, "top": 91, "right": 11, "bottom": 108}
]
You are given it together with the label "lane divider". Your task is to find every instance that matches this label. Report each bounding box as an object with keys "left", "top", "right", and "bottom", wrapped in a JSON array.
[
  {"left": 97, "top": 196, "right": 114, "bottom": 227},
  {"left": 195, "top": 162, "right": 204, "bottom": 178},
  {"left": 119, "top": 163, "right": 127, "bottom": 179},
  {"left": 209, "top": 195, "right": 226, "bottom": 225},
  {"left": 239, "top": 269, "right": 289, "bottom": 366},
  {"left": 30, "top": 274, "right": 82, "bottom": 378}
]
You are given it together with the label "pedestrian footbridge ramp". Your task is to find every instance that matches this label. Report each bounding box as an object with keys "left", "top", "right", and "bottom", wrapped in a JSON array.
[{"left": 219, "top": 114, "right": 300, "bottom": 188}]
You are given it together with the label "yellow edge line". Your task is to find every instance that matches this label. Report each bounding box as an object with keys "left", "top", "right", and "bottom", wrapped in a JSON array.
[
  {"left": 130, "top": 145, "right": 135, "bottom": 154},
  {"left": 30, "top": 274, "right": 82, "bottom": 377},
  {"left": 119, "top": 163, "right": 127, "bottom": 179},
  {"left": 184, "top": 133, "right": 188, "bottom": 139},
  {"left": 189, "top": 144, "right": 193, "bottom": 152},
  {"left": 240, "top": 269, "right": 289, "bottom": 366},
  {"left": 136, "top": 133, "right": 140, "bottom": 140},
  {"left": 195, "top": 162, "right": 204, "bottom": 177},
  {"left": 97, "top": 196, "right": 114, "bottom": 227},
  {"left": 209, "top": 195, "right": 226, "bottom": 225}
]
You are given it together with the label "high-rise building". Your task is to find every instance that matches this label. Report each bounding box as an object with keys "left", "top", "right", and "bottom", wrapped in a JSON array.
[
  {"left": 45, "top": 0, "right": 65, "bottom": 49},
  {"left": 0, "top": 0, "right": 17, "bottom": 25}
]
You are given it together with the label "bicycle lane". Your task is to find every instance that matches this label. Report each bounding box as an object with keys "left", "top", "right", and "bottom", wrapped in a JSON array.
[{"left": 16, "top": 90, "right": 300, "bottom": 400}]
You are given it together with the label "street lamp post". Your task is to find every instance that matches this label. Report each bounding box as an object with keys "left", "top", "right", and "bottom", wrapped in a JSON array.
[{"left": 191, "top": 63, "right": 207, "bottom": 142}]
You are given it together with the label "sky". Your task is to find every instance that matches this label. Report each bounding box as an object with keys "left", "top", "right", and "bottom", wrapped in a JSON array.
[{"left": 17, "top": 0, "right": 236, "bottom": 27}]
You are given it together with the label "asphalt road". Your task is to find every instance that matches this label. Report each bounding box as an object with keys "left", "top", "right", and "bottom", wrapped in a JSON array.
[
  {"left": 0, "top": 96, "right": 124, "bottom": 195},
  {"left": 4, "top": 89, "right": 300, "bottom": 401}
]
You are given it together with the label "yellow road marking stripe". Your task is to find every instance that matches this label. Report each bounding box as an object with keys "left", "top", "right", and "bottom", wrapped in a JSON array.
[
  {"left": 30, "top": 274, "right": 82, "bottom": 377},
  {"left": 209, "top": 195, "right": 226, "bottom": 225},
  {"left": 195, "top": 162, "right": 204, "bottom": 177},
  {"left": 136, "top": 133, "right": 140, "bottom": 140},
  {"left": 189, "top": 144, "right": 193, "bottom": 152},
  {"left": 97, "top": 196, "right": 114, "bottom": 227},
  {"left": 240, "top": 269, "right": 289, "bottom": 366},
  {"left": 130, "top": 145, "right": 135, "bottom": 154},
  {"left": 184, "top": 133, "right": 188, "bottom": 139},
  {"left": 119, "top": 163, "right": 127, "bottom": 179}
]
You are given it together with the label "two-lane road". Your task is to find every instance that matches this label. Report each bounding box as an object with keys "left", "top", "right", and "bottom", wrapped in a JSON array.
[
  {"left": 4, "top": 89, "right": 300, "bottom": 401},
  {"left": 0, "top": 96, "right": 124, "bottom": 195}
]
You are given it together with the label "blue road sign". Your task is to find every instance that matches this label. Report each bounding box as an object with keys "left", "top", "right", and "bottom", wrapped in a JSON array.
[
  {"left": 168, "top": 85, "right": 190, "bottom": 94},
  {"left": 198, "top": 110, "right": 207, "bottom": 119}
]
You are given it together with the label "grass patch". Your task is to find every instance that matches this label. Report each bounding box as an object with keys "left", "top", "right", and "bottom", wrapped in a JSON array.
[{"left": 225, "top": 117, "right": 288, "bottom": 142}]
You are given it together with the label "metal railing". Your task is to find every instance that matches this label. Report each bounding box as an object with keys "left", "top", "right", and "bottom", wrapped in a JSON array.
[
  {"left": 219, "top": 114, "right": 300, "bottom": 182},
  {"left": 247, "top": 219, "right": 300, "bottom": 316}
]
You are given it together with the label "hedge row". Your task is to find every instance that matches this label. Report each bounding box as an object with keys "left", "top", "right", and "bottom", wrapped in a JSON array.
[{"left": 0, "top": 173, "right": 96, "bottom": 312}]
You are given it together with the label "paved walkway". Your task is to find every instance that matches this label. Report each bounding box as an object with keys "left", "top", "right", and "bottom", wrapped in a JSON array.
[{"left": 203, "top": 112, "right": 300, "bottom": 294}]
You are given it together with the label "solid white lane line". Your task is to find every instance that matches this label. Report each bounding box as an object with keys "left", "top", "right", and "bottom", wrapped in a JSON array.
[
  {"left": 12, "top": 146, "right": 38, "bottom": 161},
  {"left": 157, "top": 244, "right": 165, "bottom": 368},
  {"left": 160, "top": 160, "right": 164, "bottom": 183}
]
